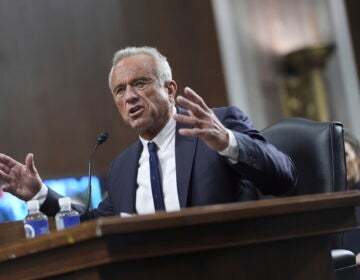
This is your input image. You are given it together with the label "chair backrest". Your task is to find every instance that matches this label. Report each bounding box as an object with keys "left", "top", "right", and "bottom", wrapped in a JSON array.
[
  {"left": 261, "top": 118, "right": 346, "bottom": 195},
  {"left": 262, "top": 118, "right": 355, "bottom": 277}
]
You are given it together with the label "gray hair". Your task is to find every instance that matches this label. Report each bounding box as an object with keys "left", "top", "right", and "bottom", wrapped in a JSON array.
[
  {"left": 345, "top": 131, "right": 360, "bottom": 157},
  {"left": 110, "top": 46, "right": 172, "bottom": 85}
]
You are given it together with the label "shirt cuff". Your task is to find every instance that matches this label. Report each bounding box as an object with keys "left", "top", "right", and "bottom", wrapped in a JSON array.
[
  {"left": 218, "top": 129, "right": 239, "bottom": 164},
  {"left": 30, "top": 183, "right": 48, "bottom": 205}
]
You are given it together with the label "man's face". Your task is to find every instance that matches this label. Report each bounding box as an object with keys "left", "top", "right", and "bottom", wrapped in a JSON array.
[
  {"left": 109, "top": 54, "right": 176, "bottom": 140},
  {"left": 345, "top": 141, "right": 360, "bottom": 186}
]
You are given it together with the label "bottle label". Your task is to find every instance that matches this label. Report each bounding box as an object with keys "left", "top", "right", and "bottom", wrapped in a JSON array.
[
  {"left": 56, "top": 216, "right": 80, "bottom": 230},
  {"left": 63, "top": 215, "right": 80, "bottom": 228},
  {"left": 24, "top": 220, "right": 49, "bottom": 238}
]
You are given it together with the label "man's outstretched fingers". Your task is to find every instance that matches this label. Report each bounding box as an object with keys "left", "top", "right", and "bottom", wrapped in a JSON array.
[{"left": 25, "top": 153, "right": 38, "bottom": 176}]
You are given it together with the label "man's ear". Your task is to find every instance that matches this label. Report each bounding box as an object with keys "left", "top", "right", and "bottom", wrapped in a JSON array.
[{"left": 165, "top": 80, "right": 177, "bottom": 103}]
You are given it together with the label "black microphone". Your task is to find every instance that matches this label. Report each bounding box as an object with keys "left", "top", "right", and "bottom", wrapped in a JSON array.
[{"left": 86, "top": 132, "right": 109, "bottom": 213}]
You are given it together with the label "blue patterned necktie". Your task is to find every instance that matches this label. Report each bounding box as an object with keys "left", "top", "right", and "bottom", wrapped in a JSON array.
[{"left": 147, "top": 142, "right": 166, "bottom": 211}]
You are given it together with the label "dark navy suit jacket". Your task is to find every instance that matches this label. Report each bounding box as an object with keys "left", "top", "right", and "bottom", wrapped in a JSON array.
[{"left": 42, "top": 106, "right": 297, "bottom": 219}]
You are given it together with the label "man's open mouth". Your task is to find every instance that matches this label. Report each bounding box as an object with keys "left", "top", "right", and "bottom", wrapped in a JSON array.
[{"left": 129, "top": 106, "right": 144, "bottom": 117}]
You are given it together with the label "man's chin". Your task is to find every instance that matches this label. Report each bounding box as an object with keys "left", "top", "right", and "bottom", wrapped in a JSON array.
[
  {"left": 131, "top": 122, "right": 158, "bottom": 139},
  {"left": 129, "top": 119, "right": 147, "bottom": 131}
]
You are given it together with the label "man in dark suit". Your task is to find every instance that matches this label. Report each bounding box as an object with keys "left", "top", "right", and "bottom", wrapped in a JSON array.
[{"left": 0, "top": 46, "right": 297, "bottom": 219}]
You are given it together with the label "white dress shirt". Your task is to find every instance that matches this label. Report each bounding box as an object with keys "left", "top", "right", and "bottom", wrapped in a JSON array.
[
  {"left": 135, "top": 107, "right": 239, "bottom": 214},
  {"left": 136, "top": 109, "right": 180, "bottom": 214}
]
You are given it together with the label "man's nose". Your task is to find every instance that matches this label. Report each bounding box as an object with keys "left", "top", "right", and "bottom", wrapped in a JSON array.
[{"left": 124, "top": 86, "right": 139, "bottom": 102}]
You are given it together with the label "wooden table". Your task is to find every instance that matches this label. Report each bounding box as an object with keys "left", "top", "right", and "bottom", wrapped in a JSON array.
[{"left": 1, "top": 191, "right": 360, "bottom": 279}]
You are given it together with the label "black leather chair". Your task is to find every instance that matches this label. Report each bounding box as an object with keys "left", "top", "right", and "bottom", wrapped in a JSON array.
[{"left": 261, "top": 117, "right": 357, "bottom": 279}]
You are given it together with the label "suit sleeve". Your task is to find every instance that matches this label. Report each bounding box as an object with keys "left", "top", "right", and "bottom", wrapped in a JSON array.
[
  {"left": 40, "top": 187, "right": 115, "bottom": 221},
  {"left": 217, "top": 106, "right": 297, "bottom": 195},
  {"left": 40, "top": 144, "right": 137, "bottom": 221}
]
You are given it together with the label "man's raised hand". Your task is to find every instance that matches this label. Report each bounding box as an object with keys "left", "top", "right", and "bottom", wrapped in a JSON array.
[
  {"left": 0, "top": 153, "right": 43, "bottom": 201},
  {"left": 173, "top": 87, "right": 229, "bottom": 152}
]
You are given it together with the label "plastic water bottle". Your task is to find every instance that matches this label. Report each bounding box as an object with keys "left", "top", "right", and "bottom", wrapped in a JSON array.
[
  {"left": 55, "top": 197, "right": 80, "bottom": 230},
  {"left": 23, "top": 200, "right": 49, "bottom": 239}
]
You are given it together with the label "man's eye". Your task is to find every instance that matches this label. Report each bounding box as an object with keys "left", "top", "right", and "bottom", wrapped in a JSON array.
[
  {"left": 134, "top": 81, "right": 146, "bottom": 88},
  {"left": 116, "top": 88, "right": 125, "bottom": 95}
]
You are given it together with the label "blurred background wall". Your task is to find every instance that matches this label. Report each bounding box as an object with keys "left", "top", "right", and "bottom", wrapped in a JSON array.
[
  {"left": 212, "top": 0, "right": 360, "bottom": 130},
  {"left": 0, "top": 0, "right": 359, "bottom": 180},
  {"left": 0, "top": 0, "right": 226, "bottom": 178}
]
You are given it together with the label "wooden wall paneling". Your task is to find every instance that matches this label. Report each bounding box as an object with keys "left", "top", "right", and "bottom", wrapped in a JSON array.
[{"left": 0, "top": 0, "right": 226, "bottom": 179}]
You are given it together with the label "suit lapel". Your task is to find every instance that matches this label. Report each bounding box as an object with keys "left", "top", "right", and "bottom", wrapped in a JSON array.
[
  {"left": 119, "top": 140, "right": 142, "bottom": 214},
  {"left": 175, "top": 107, "right": 197, "bottom": 208}
]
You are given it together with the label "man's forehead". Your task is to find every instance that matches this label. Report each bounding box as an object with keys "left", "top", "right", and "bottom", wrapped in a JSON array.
[{"left": 109, "top": 55, "right": 158, "bottom": 89}]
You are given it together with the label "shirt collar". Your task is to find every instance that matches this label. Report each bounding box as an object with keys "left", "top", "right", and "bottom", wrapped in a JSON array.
[{"left": 139, "top": 106, "right": 176, "bottom": 152}]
